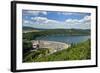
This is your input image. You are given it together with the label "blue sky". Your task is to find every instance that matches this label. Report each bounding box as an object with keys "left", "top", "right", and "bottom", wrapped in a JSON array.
[{"left": 22, "top": 10, "right": 91, "bottom": 29}]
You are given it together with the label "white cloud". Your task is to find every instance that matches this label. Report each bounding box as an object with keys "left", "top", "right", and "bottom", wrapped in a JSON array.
[
  {"left": 84, "top": 15, "right": 91, "bottom": 20},
  {"left": 31, "top": 17, "right": 48, "bottom": 24},
  {"left": 65, "top": 15, "right": 91, "bottom": 23},
  {"left": 23, "top": 20, "right": 34, "bottom": 26},
  {"left": 31, "top": 17, "right": 61, "bottom": 24},
  {"left": 30, "top": 17, "right": 66, "bottom": 28},
  {"left": 23, "top": 15, "right": 91, "bottom": 29},
  {"left": 23, "top": 20, "right": 30, "bottom": 24},
  {"left": 32, "top": 17, "right": 47, "bottom": 22},
  {"left": 42, "top": 11, "right": 47, "bottom": 15},
  {"left": 58, "top": 12, "right": 74, "bottom": 15},
  {"left": 66, "top": 19, "right": 79, "bottom": 23},
  {"left": 80, "top": 15, "right": 91, "bottom": 22},
  {"left": 65, "top": 15, "right": 91, "bottom": 29},
  {"left": 23, "top": 10, "right": 47, "bottom": 16},
  {"left": 58, "top": 12, "right": 89, "bottom": 17}
]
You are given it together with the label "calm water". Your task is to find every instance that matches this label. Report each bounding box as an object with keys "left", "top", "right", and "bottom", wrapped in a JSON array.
[{"left": 36, "top": 35, "right": 90, "bottom": 44}]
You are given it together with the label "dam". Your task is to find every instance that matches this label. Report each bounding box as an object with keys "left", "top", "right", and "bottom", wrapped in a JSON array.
[{"left": 31, "top": 40, "right": 71, "bottom": 54}]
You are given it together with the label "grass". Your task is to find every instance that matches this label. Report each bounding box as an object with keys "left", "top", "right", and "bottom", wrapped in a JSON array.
[{"left": 23, "top": 39, "right": 91, "bottom": 62}]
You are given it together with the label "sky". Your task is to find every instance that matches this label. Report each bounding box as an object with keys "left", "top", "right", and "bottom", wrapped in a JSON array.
[{"left": 22, "top": 10, "right": 91, "bottom": 29}]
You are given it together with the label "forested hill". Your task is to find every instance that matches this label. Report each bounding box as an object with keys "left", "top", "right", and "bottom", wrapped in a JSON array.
[
  {"left": 23, "top": 26, "right": 46, "bottom": 30},
  {"left": 23, "top": 26, "right": 90, "bottom": 35},
  {"left": 38, "top": 29, "right": 90, "bottom": 35},
  {"left": 23, "top": 27, "right": 90, "bottom": 40}
]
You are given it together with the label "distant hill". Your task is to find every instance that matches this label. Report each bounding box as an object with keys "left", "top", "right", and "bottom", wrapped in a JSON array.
[
  {"left": 38, "top": 29, "right": 91, "bottom": 35},
  {"left": 23, "top": 26, "right": 90, "bottom": 31},
  {"left": 23, "top": 26, "right": 91, "bottom": 35},
  {"left": 23, "top": 26, "right": 47, "bottom": 30},
  {"left": 23, "top": 26, "right": 90, "bottom": 35},
  {"left": 23, "top": 26, "right": 35, "bottom": 30},
  {"left": 23, "top": 27, "right": 90, "bottom": 40}
]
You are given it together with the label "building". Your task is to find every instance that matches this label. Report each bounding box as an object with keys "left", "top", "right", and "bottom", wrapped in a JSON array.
[{"left": 32, "top": 40, "right": 39, "bottom": 49}]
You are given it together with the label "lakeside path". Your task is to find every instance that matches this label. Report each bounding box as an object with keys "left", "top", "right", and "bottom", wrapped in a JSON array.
[{"left": 31, "top": 40, "right": 71, "bottom": 54}]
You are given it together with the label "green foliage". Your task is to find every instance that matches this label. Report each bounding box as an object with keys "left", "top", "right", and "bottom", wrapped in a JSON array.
[
  {"left": 23, "top": 40, "right": 91, "bottom": 62},
  {"left": 23, "top": 40, "right": 32, "bottom": 49},
  {"left": 23, "top": 40, "right": 33, "bottom": 60},
  {"left": 23, "top": 48, "right": 50, "bottom": 62}
]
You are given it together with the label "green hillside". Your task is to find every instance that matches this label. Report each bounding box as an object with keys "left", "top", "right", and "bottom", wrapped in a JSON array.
[{"left": 23, "top": 39, "right": 91, "bottom": 62}]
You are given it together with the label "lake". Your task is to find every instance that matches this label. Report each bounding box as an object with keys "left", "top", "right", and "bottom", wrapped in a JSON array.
[{"left": 36, "top": 35, "right": 90, "bottom": 44}]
